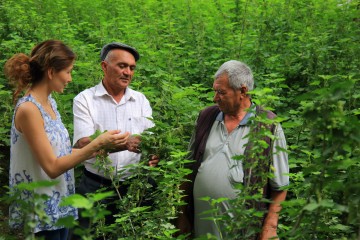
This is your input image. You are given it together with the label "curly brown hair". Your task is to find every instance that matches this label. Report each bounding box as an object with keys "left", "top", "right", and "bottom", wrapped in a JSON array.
[{"left": 4, "top": 40, "right": 76, "bottom": 103}]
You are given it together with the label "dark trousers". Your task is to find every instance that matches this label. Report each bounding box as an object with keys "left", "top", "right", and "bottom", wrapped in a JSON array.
[
  {"left": 68, "top": 169, "right": 156, "bottom": 240},
  {"left": 36, "top": 228, "right": 69, "bottom": 240},
  {"left": 68, "top": 170, "right": 130, "bottom": 240}
]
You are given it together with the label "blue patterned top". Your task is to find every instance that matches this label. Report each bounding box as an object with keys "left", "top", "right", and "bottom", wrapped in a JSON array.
[{"left": 9, "top": 94, "right": 77, "bottom": 233}]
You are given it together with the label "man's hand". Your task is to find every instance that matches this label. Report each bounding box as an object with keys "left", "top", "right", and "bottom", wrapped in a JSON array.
[
  {"left": 127, "top": 135, "right": 141, "bottom": 153},
  {"left": 148, "top": 154, "right": 159, "bottom": 167},
  {"left": 124, "top": 134, "right": 159, "bottom": 166},
  {"left": 259, "top": 225, "right": 278, "bottom": 240}
]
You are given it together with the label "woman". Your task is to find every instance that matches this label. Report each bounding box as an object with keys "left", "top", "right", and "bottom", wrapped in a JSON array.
[{"left": 4, "top": 40, "right": 130, "bottom": 240}]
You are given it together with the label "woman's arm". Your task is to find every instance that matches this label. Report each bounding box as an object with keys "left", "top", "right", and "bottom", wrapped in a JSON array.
[{"left": 16, "top": 102, "right": 128, "bottom": 179}]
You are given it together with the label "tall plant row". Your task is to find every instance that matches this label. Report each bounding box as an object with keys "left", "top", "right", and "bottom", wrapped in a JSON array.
[{"left": 0, "top": 0, "right": 359, "bottom": 239}]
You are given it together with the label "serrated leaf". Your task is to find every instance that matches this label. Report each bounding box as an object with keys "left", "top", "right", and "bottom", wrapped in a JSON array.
[
  {"left": 303, "top": 203, "right": 319, "bottom": 211},
  {"left": 16, "top": 180, "right": 59, "bottom": 191},
  {"left": 92, "top": 191, "right": 115, "bottom": 201},
  {"left": 60, "top": 194, "right": 92, "bottom": 209}
]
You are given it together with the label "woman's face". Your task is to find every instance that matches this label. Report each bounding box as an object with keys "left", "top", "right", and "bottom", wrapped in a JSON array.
[{"left": 50, "top": 63, "right": 74, "bottom": 93}]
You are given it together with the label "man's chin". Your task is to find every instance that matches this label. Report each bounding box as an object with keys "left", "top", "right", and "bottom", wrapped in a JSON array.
[
  {"left": 216, "top": 104, "right": 224, "bottom": 111},
  {"left": 120, "top": 80, "right": 131, "bottom": 86},
  {"left": 118, "top": 81, "right": 130, "bottom": 87}
]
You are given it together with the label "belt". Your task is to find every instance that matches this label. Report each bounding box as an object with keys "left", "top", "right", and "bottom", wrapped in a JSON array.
[{"left": 83, "top": 169, "right": 113, "bottom": 186}]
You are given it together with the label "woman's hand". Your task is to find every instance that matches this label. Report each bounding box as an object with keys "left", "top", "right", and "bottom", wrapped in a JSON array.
[{"left": 96, "top": 130, "right": 130, "bottom": 151}]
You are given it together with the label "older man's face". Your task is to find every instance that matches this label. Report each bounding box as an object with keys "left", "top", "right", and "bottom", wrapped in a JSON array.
[{"left": 213, "top": 74, "right": 242, "bottom": 115}]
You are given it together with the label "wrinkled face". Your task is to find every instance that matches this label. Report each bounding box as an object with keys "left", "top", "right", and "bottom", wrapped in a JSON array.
[
  {"left": 102, "top": 49, "right": 136, "bottom": 91},
  {"left": 213, "top": 74, "right": 242, "bottom": 114},
  {"left": 50, "top": 63, "right": 73, "bottom": 93}
]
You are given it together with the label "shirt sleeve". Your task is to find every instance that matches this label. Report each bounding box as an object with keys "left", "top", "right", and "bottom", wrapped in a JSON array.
[
  {"left": 142, "top": 96, "right": 155, "bottom": 130},
  {"left": 72, "top": 93, "right": 95, "bottom": 145},
  {"left": 269, "top": 124, "right": 290, "bottom": 190}
]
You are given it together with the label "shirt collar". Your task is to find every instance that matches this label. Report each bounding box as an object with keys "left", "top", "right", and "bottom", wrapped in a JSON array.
[
  {"left": 94, "top": 81, "right": 136, "bottom": 102},
  {"left": 216, "top": 103, "right": 256, "bottom": 126}
]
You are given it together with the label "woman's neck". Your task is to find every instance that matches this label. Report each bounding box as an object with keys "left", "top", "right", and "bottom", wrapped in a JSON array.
[{"left": 28, "top": 85, "right": 51, "bottom": 105}]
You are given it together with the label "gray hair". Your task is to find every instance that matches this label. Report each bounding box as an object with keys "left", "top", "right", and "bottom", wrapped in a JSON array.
[
  {"left": 103, "top": 50, "right": 113, "bottom": 62},
  {"left": 214, "top": 60, "right": 254, "bottom": 91}
]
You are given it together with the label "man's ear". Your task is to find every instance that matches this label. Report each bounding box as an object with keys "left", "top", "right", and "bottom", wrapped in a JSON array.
[
  {"left": 101, "top": 61, "right": 107, "bottom": 72},
  {"left": 241, "top": 85, "right": 248, "bottom": 94}
]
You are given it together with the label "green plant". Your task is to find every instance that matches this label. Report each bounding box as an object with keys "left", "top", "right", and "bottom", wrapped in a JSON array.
[
  {"left": 0, "top": 0, "right": 359, "bottom": 239},
  {"left": 2, "top": 180, "right": 60, "bottom": 240}
]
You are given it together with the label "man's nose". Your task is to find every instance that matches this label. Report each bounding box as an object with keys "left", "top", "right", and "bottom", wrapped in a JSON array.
[
  {"left": 213, "top": 92, "right": 220, "bottom": 102},
  {"left": 123, "top": 66, "right": 131, "bottom": 75}
]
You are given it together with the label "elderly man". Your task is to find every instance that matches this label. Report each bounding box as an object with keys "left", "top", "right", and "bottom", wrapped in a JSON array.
[{"left": 178, "top": 60, "right": 289, "bottom": 239}]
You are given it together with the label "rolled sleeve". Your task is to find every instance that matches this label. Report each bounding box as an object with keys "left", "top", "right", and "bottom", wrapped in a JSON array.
[
  {"left": 142, "top": 97, "right": 155, "bottom": 129},
  {"left": 73, "top": 93, "right": 95, "bottom": 145},
  {"left": 270, "top": 124, "right": 289, "bottom": 190}
]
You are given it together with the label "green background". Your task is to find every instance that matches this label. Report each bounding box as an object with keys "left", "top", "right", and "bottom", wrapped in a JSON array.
[{"left": 0, "top": 0, "right": 359, "bottom": 239}]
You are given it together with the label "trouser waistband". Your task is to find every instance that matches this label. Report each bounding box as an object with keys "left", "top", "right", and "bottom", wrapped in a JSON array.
[{"left": 83, "top": 169, "right": 113, "bottom": 185}]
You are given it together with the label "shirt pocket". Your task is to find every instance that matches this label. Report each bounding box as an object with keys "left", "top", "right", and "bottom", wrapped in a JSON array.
[{"left": 129, "top": 116, "right": 150, "bottom": 134}]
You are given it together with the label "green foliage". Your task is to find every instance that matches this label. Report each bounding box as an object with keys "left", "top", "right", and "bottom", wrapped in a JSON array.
[
  {"left": 283, "top": 75, "right": 360, "bottom": 239},
  {"left": 2, "top": 180, "right": 59, "bottom": 240},
  {"left": 61, "top": 192, "right": 116, "bottom": 239},
  {"left": 0, "top": 0, "right": 359, "bottom": 239}
]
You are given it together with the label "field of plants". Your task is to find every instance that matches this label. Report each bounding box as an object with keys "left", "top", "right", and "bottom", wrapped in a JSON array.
[{"left": 0, "top": 0, "right": 359, "bottom": 239}]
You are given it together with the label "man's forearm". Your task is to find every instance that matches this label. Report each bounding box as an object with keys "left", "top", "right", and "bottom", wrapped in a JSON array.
[
  {"left": 263, "top": 190, "right": 287, "bottom": 228},
  {"left": 259, "top": 190, "right": 287, "bottom": 240},
  {"left": 73, "top": 137, "right": 91, "bottom": 149}
]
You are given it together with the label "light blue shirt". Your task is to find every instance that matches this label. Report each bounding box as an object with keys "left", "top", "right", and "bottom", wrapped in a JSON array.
[{"left": 192, "top": 106, "right": 289, "bottom": 238}]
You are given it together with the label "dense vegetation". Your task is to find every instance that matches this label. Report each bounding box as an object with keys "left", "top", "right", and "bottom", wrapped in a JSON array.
[{"left": 0, "top": 0, "right": 359, "bottom": 239}]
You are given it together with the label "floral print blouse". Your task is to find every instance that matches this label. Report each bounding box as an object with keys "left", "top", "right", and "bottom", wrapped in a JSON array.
[{"left": 9, "top": 95, "right": 77, "bottom": 233}]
